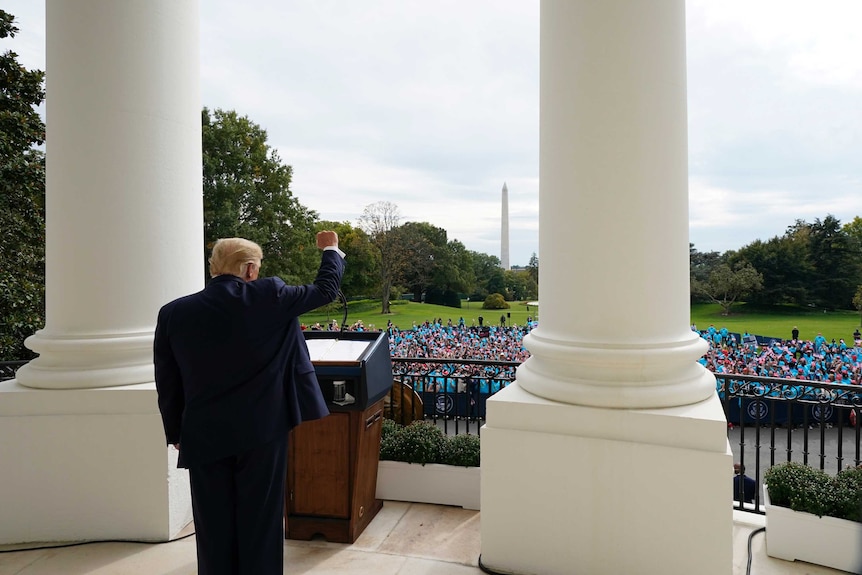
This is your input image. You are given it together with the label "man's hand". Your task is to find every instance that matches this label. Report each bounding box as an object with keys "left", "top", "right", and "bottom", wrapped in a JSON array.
[{"left": 317, "top": 230, "right": 339, "bottom": 249}]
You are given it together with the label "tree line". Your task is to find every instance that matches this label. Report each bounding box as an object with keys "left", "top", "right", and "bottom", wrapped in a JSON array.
[{"left": 691, "top": 214, "right": 862, "bottom": 316}]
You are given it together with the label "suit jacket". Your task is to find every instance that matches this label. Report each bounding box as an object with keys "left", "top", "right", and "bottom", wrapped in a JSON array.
[
  {"left": 733, "top": 474, "right": 757, "bottom": 503},
  {"left": 154, "top": 249, "right": 344, "bottom": 468}
]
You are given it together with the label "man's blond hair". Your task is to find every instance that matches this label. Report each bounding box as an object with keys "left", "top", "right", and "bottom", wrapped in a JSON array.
[{"left": 208, "top": 238, "right": 263, "bottom": 278}]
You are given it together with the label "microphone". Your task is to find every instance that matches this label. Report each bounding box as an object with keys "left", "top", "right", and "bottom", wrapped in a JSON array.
[{"left": 338, "top": 291, "right": 348, "bottom": 339}]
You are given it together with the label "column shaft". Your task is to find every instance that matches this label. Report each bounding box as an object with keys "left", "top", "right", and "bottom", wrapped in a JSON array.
[
  {"left": 517, "top": 0, "right": 713, "bottom": 408},
  {"left": 16, "top": 0, "right": 203, "bottom": 389}
]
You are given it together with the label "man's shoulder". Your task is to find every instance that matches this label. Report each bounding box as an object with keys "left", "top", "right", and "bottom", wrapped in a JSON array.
[
  {"left": 252, "top": 276, "right": 286, "bottom": 291},
  {"left": 159, "top": 291, "right": 199, "bottom": 313}
]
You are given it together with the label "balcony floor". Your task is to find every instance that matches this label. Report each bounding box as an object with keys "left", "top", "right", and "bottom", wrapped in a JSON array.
[{"left": 0, "top": 503, "right": 847, "bottom": 575}]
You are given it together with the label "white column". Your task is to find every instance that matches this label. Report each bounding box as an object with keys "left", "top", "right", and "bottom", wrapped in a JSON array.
[
  {"left": 16, "top": 0, "right": 204, "bottom": 390},
  {"left": 480, "top": 2, "right": 732, "bottom": 574},
  {"left": 0, "top": 0, "right": 199, "bottom": 544},
  {"left": 516, "top": 0, "right": 713, "bottom": 409}
]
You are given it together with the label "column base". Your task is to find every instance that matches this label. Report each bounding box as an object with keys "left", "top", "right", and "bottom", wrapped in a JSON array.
[
  {"left": 480, "top": 383, "right": 732, "bottom": 575},
  {"left": 17, "top": 330, "right": 154, "bottom": 389},
  {"left": 0, "top": 380, "right": 191, "bottom": 544},
  {"left": 518, "top": 329, "right": 714, "bottom": 408}
]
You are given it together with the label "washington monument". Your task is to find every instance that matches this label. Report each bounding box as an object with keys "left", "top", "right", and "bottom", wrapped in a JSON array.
[{"left": 501, "top": 182, "right": 510, "bottom": 269}]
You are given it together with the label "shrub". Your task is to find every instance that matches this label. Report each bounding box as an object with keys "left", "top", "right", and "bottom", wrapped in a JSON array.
[
  {"left": 380, "top": 419, "right": 481, "bottom": 467},
  {"left": 830, "top": 465, "right": 862, "bottom": 522},
  {"left": 379, "top": 421, "right": 446, "bottom": 465},
  {"left": 765, "top": 461, "right": 862, "bottom": 522},
  {"left": 381, "top": 418, "right": 402, "bottom": 443},
  {"left": 440, "top": 433, "right": 480, "bottom": 467},
  {"left": 483, "top": 293, "right": 509, "bottom": 310}
]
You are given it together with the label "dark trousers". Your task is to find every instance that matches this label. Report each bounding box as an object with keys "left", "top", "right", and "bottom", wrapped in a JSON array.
[{"left": 189, "top": 436, "right": 287, "bottom": 575}]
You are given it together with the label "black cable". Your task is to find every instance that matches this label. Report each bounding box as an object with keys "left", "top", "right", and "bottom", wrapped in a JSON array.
[
  {"left": 478, "top": 554, "right": 508, "bottom": 575},
  {"left": 746, "top": 526, "right": 766, "bottom": 575},
  {"left": 478, "top": 527, "right": 768, "bottom": 575},
  {"left": 0, "top": 530, "right": 195, "bottom": 554}
]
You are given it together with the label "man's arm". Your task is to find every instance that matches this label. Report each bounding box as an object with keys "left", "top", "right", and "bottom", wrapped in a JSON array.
[{"left": 154, "top": 305, "right": 184, "bottom": 446}]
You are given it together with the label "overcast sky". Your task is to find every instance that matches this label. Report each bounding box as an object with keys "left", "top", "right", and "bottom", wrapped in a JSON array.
[{"left": 4, "top": 1, "right": 861, "bottom": 267}]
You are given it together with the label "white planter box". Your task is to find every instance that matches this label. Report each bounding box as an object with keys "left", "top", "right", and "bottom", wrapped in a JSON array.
[
  {"left": 376, "top": 460, "right": 481, "bottom": 510},
  {"left": 764, "top": 485, "right": 862, "bottom": 573}
]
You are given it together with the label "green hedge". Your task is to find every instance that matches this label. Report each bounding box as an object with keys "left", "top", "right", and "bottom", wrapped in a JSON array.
[
  {"left": 380, "top": 420, "right": 480, "bottom": 468},
  {"left": 766, "top": 462, "right": 862, "bottom": 522}
]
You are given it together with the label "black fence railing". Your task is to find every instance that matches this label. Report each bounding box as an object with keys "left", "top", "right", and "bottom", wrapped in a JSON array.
[
  {"left": 716, "top": 373, "right": 862, "bottom": 514},
  {"left": 385, "top": 360, "right": 862, "bottom": 515},
  {"left": 386, "top": 357, "right": 519, "bottom": 435}
]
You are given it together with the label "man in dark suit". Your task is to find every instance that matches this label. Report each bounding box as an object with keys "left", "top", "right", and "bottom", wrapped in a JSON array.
[
  {"left": 733, "top": 463, "right": 757, "bottom": 504},
  {"left": 154, "top": 231, "right": 344, "bottom": 575}
]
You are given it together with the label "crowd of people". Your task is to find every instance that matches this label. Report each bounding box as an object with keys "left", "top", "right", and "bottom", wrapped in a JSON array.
[
  {"left": 303, "top": 316, "right": 862, "bottom": 387},
  {"left": 304, "top": 316, "right": 536, "bottom": 362},
  {"left": 696, "top": 324, "right": 862, "bottom": 385},
  {"left": 387, "top": 318, "right": 535, "bottom": 363}
]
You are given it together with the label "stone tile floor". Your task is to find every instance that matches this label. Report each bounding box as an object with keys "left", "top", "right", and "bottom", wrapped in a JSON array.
[{"left": 0, "top": 504, "right": 849, "bottom": 574}]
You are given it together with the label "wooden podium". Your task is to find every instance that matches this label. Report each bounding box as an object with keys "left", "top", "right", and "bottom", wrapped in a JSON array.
[{"left": 285, "top": 331, "right": 392, "bottom": 543}]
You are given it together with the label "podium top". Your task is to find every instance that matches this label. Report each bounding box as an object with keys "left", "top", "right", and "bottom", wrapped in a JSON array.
[{"left": 306, "top": 338, "right": 375, "bottom": 365}]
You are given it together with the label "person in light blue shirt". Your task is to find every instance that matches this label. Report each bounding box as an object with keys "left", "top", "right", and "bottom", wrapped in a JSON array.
[{"left": 814, "top": 333, "right": 827, "bottom": 350}]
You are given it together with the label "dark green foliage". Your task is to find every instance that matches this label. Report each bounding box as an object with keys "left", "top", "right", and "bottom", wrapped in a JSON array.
[
  {"left": 526, "top": 252, "right": 539, "bottom": 286},
  {"left": 440, "top": 433, "right": 480, "bottom": 468},
  {"left": 691, "top": 261, "right": 763, "bottom": 316},
  {"left": 831, "top": 466, "right": 862, "bottom": 522},
  {"left": 202, "top": 108, "right": 318, "bottom": 284},
  {"left": 470, "top": 251, "right": 503, "bottom": 300},
  {"left": 766, "top": 462, "right": 862, "bottom": 522},
  {"left": 442, "top": 289, "right": 462, "bottom": 308},
  {"left": 721, "top": 215, "right": 862, "bottom": 310},
  {"left": 483, "top": 293, "right": 509, "bottom": 310},
  {"left": 381, "top": 417, "right": 402, "bottom": 443},
  {"left": 0, "top": 10, "right": 45, "bottom": 360},
  {"left": 379, "top": 421, "right": 446, "bottom": 465},
  {"left": 424, "top": 288, "right": 462, "bottom": 308},
  {"left": 423, "top": 287, "right": 445, "bottom": 306},
  {"left": 380, "top": 419, "right": 481, "bottom": 468},
  {"left": 502, "top": 269, "right": 537, "bottom": 301},
  {"left": 316, "top": 220, "right": 378, "bottom": 298}
]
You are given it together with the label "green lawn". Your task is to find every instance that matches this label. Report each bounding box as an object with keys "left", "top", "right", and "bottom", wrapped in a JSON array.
[
  {"left": 301, "top": 299, "right": 540, "bottom": 331},
  {"left": 691, "top": 302, "right": 861, "bottom": 344},
  {"left": 301, "top": 300, "right": 862, "bottom": 344}
]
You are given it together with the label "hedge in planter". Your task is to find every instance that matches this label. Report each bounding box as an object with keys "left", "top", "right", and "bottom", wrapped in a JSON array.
[
  {"left": 764, "top": 461, "right": 862, "bottom": 522},
  {"left": 763, "top": 462, "right": 862, "bottom": 572},
  {"left": 380, "top": 420, "right": 480, "bottom": 468}
]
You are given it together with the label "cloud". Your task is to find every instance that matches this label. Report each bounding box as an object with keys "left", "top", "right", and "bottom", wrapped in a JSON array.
[{"left": 4, "top": 0, "right": 860, "bottom": 267}]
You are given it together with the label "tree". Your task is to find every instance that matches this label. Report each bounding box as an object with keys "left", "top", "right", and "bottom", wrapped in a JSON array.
[
  {"left": 358, "top": 201, "right": 404, "bottom": 314},
  {"left": 734, "top": 234, "right": 813, "bottom": 306},
  {"left": 202, "top": 108, "right": 318, "bottom": 284},
  {"left": 0, "top": 10, "right": 46, "bottom": 360},
  {"left": 315, "top": 220, "right": 378, "bottom": 298},
  {"left": 469, "top": 251, "right": 504, "bottom": 300},
  {"left": 503, "top": 269, "right": 538, "bottom": 302},
  {"left": 691, "top": 262, "right": 763, "bottom": 316},
  {"left": 842, "top": 216, "right": 862, "bottom": 251},
  {"left": 854, "top": 285, "right": 862, "bottom": 327},
  {"left": 397, "top": 222, "right": 445, "bottom": 301},
  {"left": 526, "top": 253, "right": 539, "bottom": 286},
  {"left": 439, "top": 239, "right": 476, "bottom": 295},
  {"left": 689, "top": 244, "right": 722, "bottom": 301},
  {"left": 807, "top": 215, "right": 859, "bottom": 309}
]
